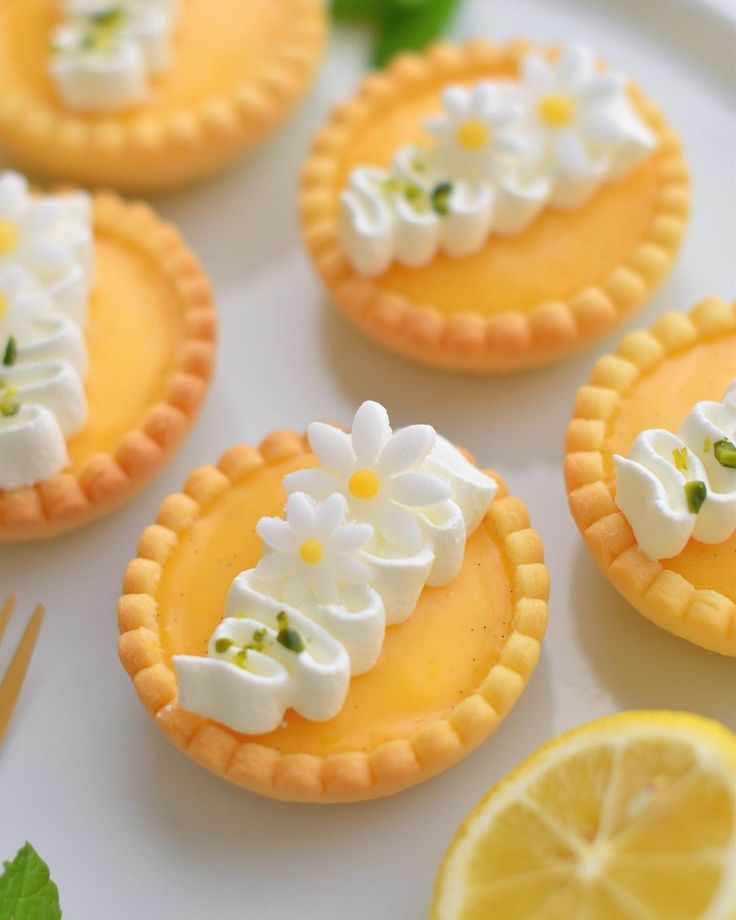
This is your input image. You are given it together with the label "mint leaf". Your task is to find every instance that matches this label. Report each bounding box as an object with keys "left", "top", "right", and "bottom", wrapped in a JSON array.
[
  {"left": 332, "top": 0, "right": 388, "bottom": 20},
  {"left": 0, "top": 843, "right": 61, "bottom": 920},
  {"left": 374, "top": 0, "right": 461, "bottom": 66}
]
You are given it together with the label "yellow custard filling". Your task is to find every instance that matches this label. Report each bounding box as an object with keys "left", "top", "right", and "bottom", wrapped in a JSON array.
[
  {"left": 605, "top": 334, "right": 736, "bottom": 600},
  {"left": 66, "top": 229, "right": 186, "bottom": 469},
  {"left": 0, "top": 0, "right": 294, "bottom": 117},
  {"left": 156, "top": 453, "right": 513, "bottom": 756},
  {"left": 334, "top": 72, "right": 662, "bottom": 317}
]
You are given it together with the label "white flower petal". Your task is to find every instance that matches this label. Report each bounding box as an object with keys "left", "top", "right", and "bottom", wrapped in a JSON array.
[
  {"left": 556, "top": 44, "right": 595, "bottom": 90},
  {"left": 376, "top": 503, "right": 423, "bottom": 552},
  {"left": 0, "top": 172, "right": 28, "bottom": 220},
  {"left": 313, "top": 569, "right": 339, "bottom": 606},
  {"left": 330, "top": 522, "right": 373, "bottom": 553},
  {"left": 283, "top": 468, "right": 339, "bottom": 500},
  {"left": 378, "top": 424, "right": 436, "bottom": 475},
  {"left": 424, "top": 116, "right": 452, "bottom": 141},
  {"left": 442, "top": 85, "right": 470, "bottom": 119},
  {"left": 469, "top": 82, "right": 497, "bottom": 118},
  {"left": 256, "top": 517, "right": 298, "bottom": 553},
  {"left": 285, "top": 492, "right": 317, "bottom": 539},
  {"left": 579, "top": 108, "right": 627, "bottom": 144},
  {"left": 521, "top": 53, "right": 552, "bottom": 94},
  {"left": 391, "top": 472, "right": 450, "bottom": 508},
  {"left": 578, "top": 72, "right": 624, "bottom": 105},
  {"left": 307, "top": 421, "right": 355, "bottom": 472},
  {"left": 552, "top": 130, "right": 588, "bottom": 176},
  {"left": 315, "top": 492, "right": 348, "bottom": 538},
  {"left": 283, "top": 569, "right": 311, "bottom": 607},
  {"left": 330, "top": 555, "right": 372, "bottom": 585},
  {"left": 254, "top": 552, "right": 293, "bottom": 580},
  {"left": 351, "top": 400, "right": 392, "bottom": 465}
]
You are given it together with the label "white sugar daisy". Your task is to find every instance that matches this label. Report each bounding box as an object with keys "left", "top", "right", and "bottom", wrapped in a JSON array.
[
  {"left": 255, "top": 492, "right": 373, "bottom": 607},
  {"left": 284, "top": 401, "right": 451, "bottom": 553}
]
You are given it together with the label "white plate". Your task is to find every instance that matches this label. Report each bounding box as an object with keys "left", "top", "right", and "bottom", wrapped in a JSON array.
[{"left": 0, "top": 1, "right": 734, "bottom": 917}]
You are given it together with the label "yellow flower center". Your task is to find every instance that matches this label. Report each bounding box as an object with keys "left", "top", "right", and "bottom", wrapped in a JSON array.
[
  {"left": 0, "top": 221, "right": 18, "bottom": 255},
  {"left": 537, "top": 93, "right": 575, "bottom": 128},
  {"left": 455, "top": 119, "right": 490, "bottom": 151},
  {"left": 349, "top": 468, "right": 380, "bottom": 499},
  {"left": 299, "top": 539, "right": 323, "bottom": 565},
  {"left": 0, "top": 293, "right": 7, "bottom": 320}
]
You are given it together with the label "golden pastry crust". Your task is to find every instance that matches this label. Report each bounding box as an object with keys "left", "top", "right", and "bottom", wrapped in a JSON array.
[
  {"left": 118, "top": 432, "right": 549, "bottom": 803},
  {"left": 0, "top": 0, "right": 326, "bottom": 193},
  {"left": 300, "top": 40, "right": 689, "bottom": 373},
  {"left": 0, "top": 192, "right": 216, "bottom": 541},
  {"left": 565, "top": 297, "right": 736, "bottom": 656}
]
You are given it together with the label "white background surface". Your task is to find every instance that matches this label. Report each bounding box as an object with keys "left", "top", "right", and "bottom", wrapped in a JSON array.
[{"left": 1, "top": 1, "right": 735, "bottom": 918}]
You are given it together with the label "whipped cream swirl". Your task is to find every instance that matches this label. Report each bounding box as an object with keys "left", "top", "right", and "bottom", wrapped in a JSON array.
[
  {"left": 51, "top": 0, "right": 179, "bottom": 112},
  {"left": 175, "top": 402, "right": 497, "bottom": 734},
  {"left": 0, "top": 172, "right": 93, "bottom": 491},
  {"left": 340, "top": 44, "right": 657, "bottom": 277},
  {"left": 615, "top": 381, "right": 736, "bottom": 560}
]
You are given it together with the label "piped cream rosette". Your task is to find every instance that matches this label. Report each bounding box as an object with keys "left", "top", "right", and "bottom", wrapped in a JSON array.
[
  {"left": 175, "top": 402, "right": 496, "bottom": 735},
  {"left": 51, "top": 0, "right": 179, "bottom": 113},
  {"left": 615, "top": 381, "right": 736, "bottom": 560},
  {"left": 0, "top": 171, "right": 93, "bottom": 491},
  {"left": 340, "top": 44, "right": 657, "bottom": 277}
]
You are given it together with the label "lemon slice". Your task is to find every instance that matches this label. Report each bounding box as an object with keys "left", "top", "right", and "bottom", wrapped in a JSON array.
[{"left": 431, "top": 712, "right": 736, "bottom": 920}]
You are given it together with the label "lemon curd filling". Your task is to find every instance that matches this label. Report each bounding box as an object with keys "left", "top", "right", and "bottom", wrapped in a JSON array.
[
  {"left": 349, "top": 468, "right": 380, "bottom": 499},
  {"left": 0, "top": 221, "right": 18, "bottom": 255},
  {"left": 537, "top": 93, "right": 575, "bottom": 128},
  {"left": 299, "top": 538, "right": 323, "bottom": 565},
  {"left": 455, "top": 118, "right": 490, "bottom": 150}
]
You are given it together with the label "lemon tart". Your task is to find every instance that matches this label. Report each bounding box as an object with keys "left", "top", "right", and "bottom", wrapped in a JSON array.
[
  {"left": 301, "top": 41, "right": 688, "bottom": 372},
  {"left": 118, "top": 402, "right": 549, "bottom": 802},
  {"left": 565, "top": 298, "right": 736, "bottom": 656},
  {"left": 0, "top": 0, "right": 326, "bottom": 193},
  {"left": 0, "top": 170, "right": 215, "bottom": 540}
]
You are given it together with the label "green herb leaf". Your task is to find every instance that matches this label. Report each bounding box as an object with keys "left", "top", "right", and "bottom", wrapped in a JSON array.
[
  {"left": 2, "top": 336, "right": 17, "bottom": 367},
  {"left": 374, "top": 0, "right": 462, "bottom": 67},
  {"left": 714, "top": 438, "right": 736, "bottom": 469},
  {"left": 0, "top": 843, "right": 61, "bottom": 920},
  {"left": 684, "top": 480, "right": 707, "bottom": 514},
  {"left": 332, "top": 0, "right": 389, "bottom": 20}
]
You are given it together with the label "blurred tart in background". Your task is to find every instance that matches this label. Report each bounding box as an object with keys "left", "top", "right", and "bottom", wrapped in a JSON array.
[
  {"left": 301, "top": 40, "right": 689, "bottom": 372},
  {"left": 0, "top": 0, "right": 326, "bottom": 192},
  {"left": 0, "top": 169, "right": 215, "bottom": 540},
  {"left": 565, "top": 297, "right": 736, "bottom": 656}
]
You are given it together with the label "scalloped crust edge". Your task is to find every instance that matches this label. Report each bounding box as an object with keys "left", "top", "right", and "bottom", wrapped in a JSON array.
[
  {"left": 0, "top": 191, "right": 216, "bottom": 541},
  {"left": 300, "top": 39, "right": 690, "bottom": 373},
  {"left": 565, "top": 297, "right": 736, "bottom": 656},
  {"left": 0, "top": 0, "right": 326, "bottom": 193},
  {"left": 117, "top": 432, "right": 550, "bottom": 803}
]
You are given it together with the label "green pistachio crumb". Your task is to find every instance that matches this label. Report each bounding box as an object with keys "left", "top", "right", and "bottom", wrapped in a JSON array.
[
  {"left": 430, "top": 182, "right": 453, "bottom": 216},
  {"left": 214, "top": 637, "right": 233, "bottom": 654},
  {"left": 672, "top": 446, "right": 688, "bottom": 472},
  {"left": 3, "top": 336, "right": 17, "bottom": 367},
  {"left": 713, "top": 438, "right": 736, "bottom": 469},
  {"left": 703, "top": 436, "right": 712, "bottom": 453},
  {"left": 277, "top": 627, "right": 305, "bottom": 653},
  {"left": 684, "top": 480, "right": 707, "bottom": 514}
]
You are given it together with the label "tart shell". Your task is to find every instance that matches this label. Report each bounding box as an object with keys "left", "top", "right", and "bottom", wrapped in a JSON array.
[
  {"left": 300, "top": 40, "right": 689, "bottom": 373},
  {"left": 0, "top": 192, "right": 216, "bottom": 541},
  {"left": 0, "top": 0, "right": 326, "bottom": 193},
  {"left": 565, "top": 297, "right": 736, "bottom": 656},
  {"left": 117, "top": 432, "right": 549, "bottom": 803}
]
